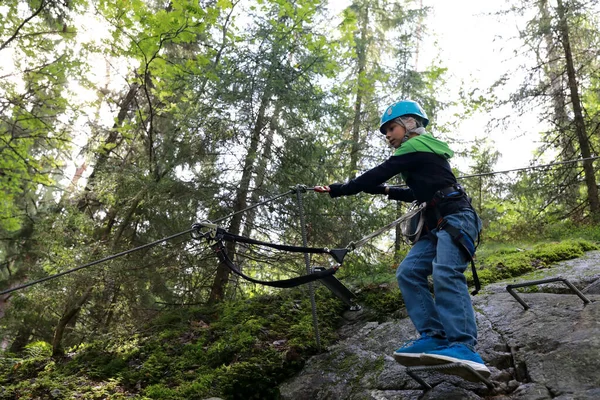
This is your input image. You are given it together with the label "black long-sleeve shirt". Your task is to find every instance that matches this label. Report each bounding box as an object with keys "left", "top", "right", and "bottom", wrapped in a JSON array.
[{"left": 328, "top": 152, "right": 472, "bottom": 229}]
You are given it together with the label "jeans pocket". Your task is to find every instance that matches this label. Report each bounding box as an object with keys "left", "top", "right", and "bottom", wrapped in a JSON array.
[{"left": 447, "top": 209, "right": 481, "bottom": 242}]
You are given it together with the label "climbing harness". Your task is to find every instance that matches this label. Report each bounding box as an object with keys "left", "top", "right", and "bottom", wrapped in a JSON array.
[{"left": 428, "top": 183, "right": 482, "bottom": 295}]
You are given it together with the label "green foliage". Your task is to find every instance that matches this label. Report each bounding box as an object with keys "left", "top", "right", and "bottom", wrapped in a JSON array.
[
  {"left": 0, "top": 287, "right": 346, "bottom": 399},
  {"left": 0, "top": 0, "right": 85, "bottom": 232},
  {"left": 144, "top": 384, "right": 179, "bottom": 399},
  {"left": 530, "top": 240, "right": 588, "bottom": 263},
  {"left": 23, "top": 341, "right": 53, "bottom": 358},
  {"left": 356, "top": 284, "right": 404, "bottom": 320},
  {"left": 541, "top": 221, "right": 600, "bottom": 243},
  {"left": 216, "top": 352, "right": 284, "bottom": 400},
  {"left": 3, "top": 0, "right": 600, "bottom": 398},
  {"left": 475, "top": 251, "right": 535, "bottom": 286}
]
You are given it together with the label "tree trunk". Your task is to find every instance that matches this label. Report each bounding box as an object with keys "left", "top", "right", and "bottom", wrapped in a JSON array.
[
  {"left": 348, "top": 3, "right": 369, "bottom": 180},
  {"left": 101, "top": 286, "right": 121, "bottom": 334},
  {"left": 539, "top": 0, "right": 579, "bottom": 213},
  {"left": 208, "top": 90, "right": 271, "bottom": 303},
  {"left": 9, "top": 324, "right": 33, "bottom": 354},
  {"left": 78, "top": 83, "right": 140, "bottom": 212},
  {"left": 1, "top": 221, "right": 37, "bottom": 349},
  {"left": 556, "top": 0, "right": 600, "bottom": 220},
  {"left": 51, "top": 286, "right": 93, "bottom": 357},
  {"left": 230, "top": 103, "right": 280, "bottom": 297}
]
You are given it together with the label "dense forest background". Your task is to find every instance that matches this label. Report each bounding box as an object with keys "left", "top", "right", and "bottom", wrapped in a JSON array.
[{"left": 2, "top": 0, "right": 600, "bottom": 398}]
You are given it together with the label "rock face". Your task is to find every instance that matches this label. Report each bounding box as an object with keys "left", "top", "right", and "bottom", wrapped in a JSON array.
[{"left": 279, "top": 251, "right": 600, "bottom": 400}]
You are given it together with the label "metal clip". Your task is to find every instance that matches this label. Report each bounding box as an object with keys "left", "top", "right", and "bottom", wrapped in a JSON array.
[
  {"left": 191, "top": 221, "right": 218, "bottom": 240},
  {"left": 290, "top": 184, "right": 308, "bottom": 194}
]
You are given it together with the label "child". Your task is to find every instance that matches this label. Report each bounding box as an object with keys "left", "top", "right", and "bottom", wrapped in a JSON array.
[{"left": 315, "top": 99, "right": 490, "bottom": 380}]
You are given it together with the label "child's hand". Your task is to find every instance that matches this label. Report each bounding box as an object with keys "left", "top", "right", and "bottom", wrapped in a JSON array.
[{"left": 313, "top": 186, "right": 331, "bottom": 193}]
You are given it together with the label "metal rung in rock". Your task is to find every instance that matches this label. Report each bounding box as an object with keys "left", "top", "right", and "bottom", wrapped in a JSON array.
[
  {"left": 405, "top": 363, "right": 494, "bottom": 390},
  {"left": 506, "top": 277, "right": 591, "bottom": 310},
  {"left": 312, "top": 266, "right": 361, "bottom": 311}
]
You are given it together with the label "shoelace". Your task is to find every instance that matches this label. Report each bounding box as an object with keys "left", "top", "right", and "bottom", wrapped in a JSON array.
[{"left": 399, "top": 336, "right": 428, "bottom": 349}]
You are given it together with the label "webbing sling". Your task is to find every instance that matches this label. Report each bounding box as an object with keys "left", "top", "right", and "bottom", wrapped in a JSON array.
[
  {"left": 212, "top": 241, "right": 339, "bottom": 288},
  {"left": 429, "top": 185, "right": 482, "bottom": 295},
  {"left": 213, "top": 227, "right": 349, "bottom": 265},
  {"left": 437, "top": 220, "right": 481, "bottom": 295}
]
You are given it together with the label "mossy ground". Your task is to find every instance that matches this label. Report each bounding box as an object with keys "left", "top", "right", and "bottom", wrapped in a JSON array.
[
  {"left": 1, "top": 238, "right": 597, "bottom": 400},
  {"left": 0, "top": 288, "right": 346, "bottom": 400},
  {"left": 471, "top": 238, "right": 598, "bottom": 287}
]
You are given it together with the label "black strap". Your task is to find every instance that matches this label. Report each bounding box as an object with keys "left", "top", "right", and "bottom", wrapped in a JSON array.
[
  {"left": 438, "top": 220, "right": 481, "bottom": 296},
  {"left": 429, "top": 184, "right": 467, "bottom": 208},
  {"left": 215, "top": 228, "right": 348, "bottom": 264},
  {"left": 212, "top": 241, "right": 338, "bottom": 288}
]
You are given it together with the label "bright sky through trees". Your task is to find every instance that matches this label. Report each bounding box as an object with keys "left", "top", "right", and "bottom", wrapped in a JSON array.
[
  {"left": 0, "top": 0, "right": 548, "bottom": 184},
  {"left": 326, "top": 0, "right": 545, "bottom": 171},
  {"left": 422, "top": 0, "right": 543, "bottom": 170}
]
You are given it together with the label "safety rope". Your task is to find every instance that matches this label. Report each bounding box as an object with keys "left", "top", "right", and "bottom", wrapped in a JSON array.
[
  {"left": 0, "top": 229, "right": 194, "bottom": 296},
  {"left": 346, "top": 202, "right": 426, "bottom": 250},
  {"left": 191, "top": 223, "right": 347, "bottom": 289},
  {"left": 0, "top": 191, "right": 298, "bottom": 296}
]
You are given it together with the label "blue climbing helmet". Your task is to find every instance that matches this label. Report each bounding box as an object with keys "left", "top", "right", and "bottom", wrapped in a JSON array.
[{"left": 379, "top": 100, "right": 429, "bottom": 134}]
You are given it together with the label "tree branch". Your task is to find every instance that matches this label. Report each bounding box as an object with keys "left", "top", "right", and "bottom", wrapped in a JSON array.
[{"left": 0, "top": 0, "right": 49, "bottom": 52}]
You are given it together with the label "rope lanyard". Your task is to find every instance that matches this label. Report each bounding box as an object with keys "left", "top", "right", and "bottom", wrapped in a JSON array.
[
  {"left": 212, "top": 241, "right": 339, "bottom": 288},
  {"left": 191, "top": 222, "right": 349, "bottom": 289},
  {"left": 205, "top": 226, "right": 349, "bottom": 264},
  {"left": 346, "top": 203, "right": 426, "bottom": 250},
  {"left": 191, "top": 205, "right": 423, "bottom": 289}
]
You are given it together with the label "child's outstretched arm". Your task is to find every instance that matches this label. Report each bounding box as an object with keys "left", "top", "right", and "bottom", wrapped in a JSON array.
[{"left": 387, "top": 187, "right": 416, "bottom": 202}]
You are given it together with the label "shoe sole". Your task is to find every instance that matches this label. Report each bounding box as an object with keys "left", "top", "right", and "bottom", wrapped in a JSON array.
[
  {"left": 419, "top": 354, "right": 491, "bottom": 381},
  {"left": 393, "top": 352, "right": 426, "bottom": 367}
]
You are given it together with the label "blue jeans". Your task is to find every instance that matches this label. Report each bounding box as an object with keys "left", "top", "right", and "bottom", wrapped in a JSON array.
[{"left": 396, "top": 208, "right": 482, "bottom": 349}]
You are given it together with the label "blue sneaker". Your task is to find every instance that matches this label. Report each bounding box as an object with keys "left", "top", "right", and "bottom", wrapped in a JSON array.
[
  {"left": 420, "top": 343, "right": 491, "bottom": 381},
  {"left": 393, "top": 334, "right": 449, "bottom": 366}
]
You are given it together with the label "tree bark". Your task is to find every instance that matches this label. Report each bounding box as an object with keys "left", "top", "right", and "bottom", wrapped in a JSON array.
[
  {"left": 208, "top": 90, "right": 271, "bottom": 303},
  {"left": 230, "top": 103, "right": 280, "bottom": 296},
  {"left": 51, "top": 286, "right": 93, "bottom": 357},
  {"left": 77, "top": 83, "right": 140, "bottom": 212},
  {"left": 539, "top": 0, "right": 579, "bottom": 212},
  {"left": 9, "top": 324, "right": 33, "bottom": 354},
  {"left": 349, "top": 3, "right": 369, "bottom": 180},
  {"left": 556, "top": 0, "right": 600, "bottom": 220}
]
